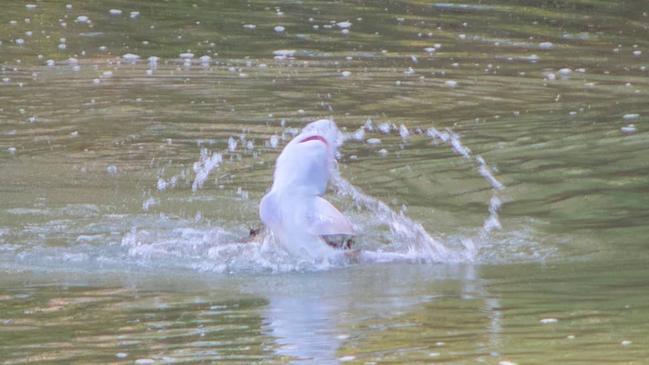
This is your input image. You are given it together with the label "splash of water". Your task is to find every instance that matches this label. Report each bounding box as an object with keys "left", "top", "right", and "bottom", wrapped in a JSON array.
[
  {"left": 149, "top": 120, "right": 507, "bottom": 270},
  {"left": 331, "top": 123, "right": 506, "bottom": 264},
  {"left": 192, "top": 148, "right": 222, "bottom": 192},
  {"left": 331, "top": 171, "right": 459, "bottom": 263},
  {"left": 426, "top": 127, "right": 505, "bottom": 235},
  {"left": 2, "top": 120, "right": 512, "bottom": 274}
]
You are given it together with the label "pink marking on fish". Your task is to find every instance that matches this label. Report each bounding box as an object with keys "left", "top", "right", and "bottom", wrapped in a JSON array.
[{"left": 299, "top": 135, "right": 328, "bottom": 145}]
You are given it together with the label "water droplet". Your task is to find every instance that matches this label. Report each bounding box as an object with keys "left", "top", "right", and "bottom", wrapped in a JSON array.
[
  {"left": 122, "top": 53, "right": 140, "bottom": 62},
  {"left": 336, "top": 21, "right": 352, "bottom": 29},
  {"left": 106, "top": 165, "right": 118, "bottom": 176},
  {"left": 399, "top": 124, "right": 410, "bottom": 139},
  {"left": 539, "top": 41, "right": 554, "bottom": 49},
  {"left": 621, "top": 124, "right": 636, "bottom": 134},
  {"left": 559, "top": 68, "right": 572, "bottom": 76},
  {"left": 157, "top": 178, "right": 167, "bottom": 191},
  {"left": 142, "top": 197, "right": 157, "bottom": 211},
  {"left": 352, "top": 127, "right": 365, "bottom": 141},
  {"left": 134, "top": 359, "right": 155, "bottom": 365},
  {"left": 269, "top": 135, "right": 279, "bottom": 149},
  {"left": 273, "top": 49, "right": 295, "bottom": 58},
  {"left": 445, "top": 80, "right": 458, "bottom": 88}
]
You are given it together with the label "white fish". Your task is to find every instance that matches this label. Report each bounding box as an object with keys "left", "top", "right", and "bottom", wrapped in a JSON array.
[{"left": 259, "top": 119, "right": 354, "bottom": 258}]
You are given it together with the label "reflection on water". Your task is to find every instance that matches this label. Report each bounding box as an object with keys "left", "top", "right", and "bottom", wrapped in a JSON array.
[
  {"left": 261, "top": 264, "right": 503, "bottom": 364},
  {"left": 2, "top": 262, "right": 648, "bottom": 363},
  {"left": 1, "top": 265, "right": 498, "bottom": 364},
  {"left": 1, "top": 0, "right": 649, "bottom": 363}
]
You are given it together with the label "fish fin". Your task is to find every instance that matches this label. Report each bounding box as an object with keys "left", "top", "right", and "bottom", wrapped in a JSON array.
[
  {"left": 259, "top": 192, "right": 280, "bottom": 227},
  {"left": 307, "top": 197, "right": 354, "bottom": 236}
]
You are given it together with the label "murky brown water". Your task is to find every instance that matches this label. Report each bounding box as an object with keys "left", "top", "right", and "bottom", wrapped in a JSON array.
[{"left": 1, "top": 1, "right": 649, "bottom": 364}]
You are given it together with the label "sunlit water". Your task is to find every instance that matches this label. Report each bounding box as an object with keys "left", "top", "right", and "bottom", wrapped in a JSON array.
[{"left": 1, "top": 1, "right": 649, "bottom": 363}]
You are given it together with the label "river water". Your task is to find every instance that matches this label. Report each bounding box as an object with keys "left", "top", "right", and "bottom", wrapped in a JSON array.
[{"left": 1, "top": 1, "right": 648, "bottom": 364}]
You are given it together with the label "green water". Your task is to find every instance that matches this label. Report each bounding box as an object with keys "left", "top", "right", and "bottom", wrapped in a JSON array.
[{"left": 1, "top": 0, "right": 649, "bottom": 363}]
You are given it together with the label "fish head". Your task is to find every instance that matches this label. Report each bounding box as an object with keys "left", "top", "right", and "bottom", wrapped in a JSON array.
[
  {"left": 272, "top": 119, "right": 341, "bottom": 195},
  {"left": 296, "top": 119, "right": 342, "bottom": 154}
]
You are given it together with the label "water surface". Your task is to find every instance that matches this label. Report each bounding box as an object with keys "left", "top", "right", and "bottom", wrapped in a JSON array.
[{"left": 1, "top": 0, "right": 648, "bottom": 363}]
